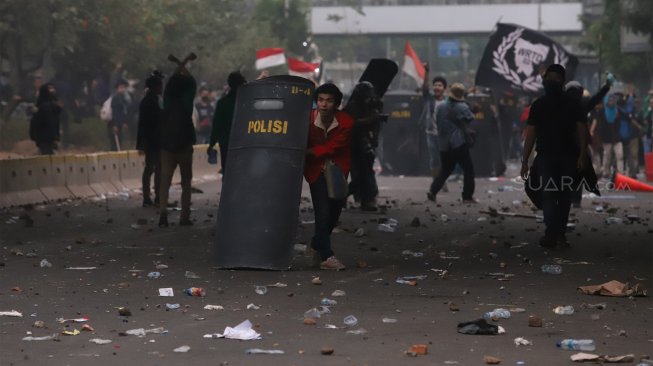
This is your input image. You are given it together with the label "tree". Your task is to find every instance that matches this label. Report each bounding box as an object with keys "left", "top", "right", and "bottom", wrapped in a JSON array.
[
  {"left": 253, "top": 0, "right": 310, "bottom": 57},
  {"left": 581, "top": 0, "right": 652, "bottom": 89}
]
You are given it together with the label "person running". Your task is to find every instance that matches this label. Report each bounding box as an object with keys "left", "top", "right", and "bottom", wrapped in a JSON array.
[
  {"left": 427, "top": 83, "right": 477, "bottom": 204},
  {"left": 305, "top": 83, "right": 353, "bottom": 270}
]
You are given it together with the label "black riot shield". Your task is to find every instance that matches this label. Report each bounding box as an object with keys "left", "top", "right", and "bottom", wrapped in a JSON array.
[{"left": 214, "top": 76, "right": 314, "bottom": 270}]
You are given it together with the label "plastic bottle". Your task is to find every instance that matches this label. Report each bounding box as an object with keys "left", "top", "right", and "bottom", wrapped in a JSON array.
[
  {"left": 255, "top": 286, "right": 267, "bottom": 295},
  {"left": 556, "top": 339, "right": 595, "bottom": 351},
  {"left": 377, "top": 223, "right": 396, "bottom": 232},
  {"left": 343, "top": 315, "right": 358, "bottom": 326},
  {"left": 184, "top": 287, "right": 205, "bottom": 297},
  {"left": 553, "top": 305, "right": 575, "bottom": 315},
  {"left": 321, "top": 298, "right": 337, "bottom": 306},
  {"left": 483, "top": 308, "right": 512, "bottom": 320},
  {"left": 541, "top": 264, "right": 562, "bottom": 274}
]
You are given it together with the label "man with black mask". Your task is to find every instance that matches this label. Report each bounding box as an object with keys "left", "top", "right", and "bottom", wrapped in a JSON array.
[{"left": 521, "top": 64, "right": 587, "bottom": 248}]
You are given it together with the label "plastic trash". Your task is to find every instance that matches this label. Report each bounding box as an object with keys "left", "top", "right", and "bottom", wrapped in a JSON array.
[
  {"left": 556, "top": 339, "right": 595, "bottom": 351},
  {"left": 173, "top": 345, "right": 191, "bottom": 353},
  {"left": 457, "top": 319, "right": 500, "bottom": 335},
  {"left": 346, "top": 328, "right": 368, "bottom": 335},
  {"left": 89, "top": 338, "right": 112, "bottom": 345},
  {"left": 605, "top": 217, "right": 623, "bottom": 225},
  {"left": 343, "top": 315, "right": 358, "bottom": 326},
  {"left": 553, "top": 305, "right": 575, "bottom": 315},
  {"left": 184, "top": 287, "right": 205, "bottom": 296},
  {"left": 321, "top": 298, "right": 337, "bottom": 306},
  {"left": 377, "top": 223, "right": 396, "bottom": 232},
  {"left": 541, "top": 265, "right": 562, "bottom": 274},
  {"left": 246, "top": 303, "right": 260, "bottom": 310},
  {"left": 147, "top": 271, "right": 161, "bottom": 279},
  {"left": 0, "top": 310, "right": 23, "bottom": 317},
  {"left": 39, "top": 259, "right": 52, "bottom": 268},
  {"left": 514, "top": 337, "right": 533, "bottom": 346},
  {"left": 245, "top": 349, "right": 285, "bottom": 355},
  {"left": 483, "top": 308, "right": 511, "bottom": 320},
  {"left": 440, "top": 214, "right": 449, "bottom": 223},
  {"left": 184, "top": 271, "right": 200, "bottom": 279},
  {"left": 255, "top": 286, "right": 268, "bottom": 295},
  {"left": 382, "top": 317, "right": 398, "bottom": 323},
  {"left": 158, "top": 288, "right": 174, "bottom": 297},
  {"left": 204, "top": 305, "right": 224, "bottom": 310},
  {"left": 166, "top": 303, "right": 180, "bottom": 310},
  {"left": 22, "top": 334, "right": 58, "bottom": 341},
  {"left": 117, "top": 191, "right": 130, "bottom": 200},
  {"left": 304, "top": 307, "right": 330, "bottom": 319},
  {"left": 331, "top": 290, "right": 346, "bottom": 297}
]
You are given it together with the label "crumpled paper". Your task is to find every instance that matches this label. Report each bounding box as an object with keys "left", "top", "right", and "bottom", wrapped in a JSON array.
[
  {"left": 578, "top": 280, "right": 647, "bottom": 297},
  {"left": 203, "top": 320, "right": 261, "bottom": 340},
  {"left": 570, "top": 352, "right": 635, "bottom": 363}
]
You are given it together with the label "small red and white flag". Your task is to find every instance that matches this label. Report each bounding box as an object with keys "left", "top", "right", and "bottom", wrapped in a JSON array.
[
  {"left": 287, "top": 57, "right": 320, "bottom": 78},
  {"left": 402, "top": 41, "right": 426, "bottom": 86},
  {"left": 255, "top": 48, "right": 287, "bottom": 70}
]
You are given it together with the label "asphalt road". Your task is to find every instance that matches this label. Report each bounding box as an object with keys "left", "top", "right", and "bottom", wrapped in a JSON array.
[{"left": 1, "top": 168, "right": 652, "bottom": 366}]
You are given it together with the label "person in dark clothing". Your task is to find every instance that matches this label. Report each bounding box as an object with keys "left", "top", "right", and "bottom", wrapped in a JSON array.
[
  {"left": 345, "top": 81, "right": 383, "bottom": 211},
  {"left": 158, "top": 53, "right": 197, "bottom": 227},
  {"left": 564, "top": 79, "right": 611, "bottom": 207},
  {"left": 29, "top": 83, "right": 61, "bottom": 155},
  {"left": 208, "top": 71, "right": 246, "bottom": 176},
  {"left": 427, "top": 83, "right": 477, "bottom": 203},
  {"left": 136, "top": 70, "right": 164, "bottom": 207},
  {"left": 109, "top": 80, "right": 131, "bottom": 151},
  {"left": 521, "top": 64, "right": 587, "bottom": 248}
]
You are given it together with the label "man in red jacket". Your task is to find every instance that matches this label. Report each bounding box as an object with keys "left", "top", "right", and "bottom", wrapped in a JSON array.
[{"left": 305, "top": 83, "right": 352, "bottom": 270}]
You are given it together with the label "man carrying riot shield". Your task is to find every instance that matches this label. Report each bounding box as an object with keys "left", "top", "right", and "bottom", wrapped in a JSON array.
[{"left": 346, "top": 81, "right": 387, "bottom": 211}]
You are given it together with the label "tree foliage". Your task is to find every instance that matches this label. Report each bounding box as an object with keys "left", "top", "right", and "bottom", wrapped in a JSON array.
[
  {"left": 0, "top": 0, "right": 284, "bottom": 96},
  {"left": 580, "top": 0, "right": 652, "bottom": 87}
]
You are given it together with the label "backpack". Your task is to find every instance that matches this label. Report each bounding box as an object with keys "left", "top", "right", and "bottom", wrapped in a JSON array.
[{"left": 100, "top": 97, "right": 112, "bottom": 122}]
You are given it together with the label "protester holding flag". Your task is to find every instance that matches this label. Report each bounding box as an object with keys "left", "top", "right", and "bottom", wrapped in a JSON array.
[{"left": 521, "top": 64, "right": 587, "bottom": 248}]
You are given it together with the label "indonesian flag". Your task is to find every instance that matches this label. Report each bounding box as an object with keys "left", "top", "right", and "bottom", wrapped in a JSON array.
[
  {"left": 288, "top": 57, "right": 320, "bottom": 78},
  {"left": 402, "top": 41, "right": 425, "bottom": 86},
  {"left": 255, "top": 48, "right": 287, "bottom": 70}
]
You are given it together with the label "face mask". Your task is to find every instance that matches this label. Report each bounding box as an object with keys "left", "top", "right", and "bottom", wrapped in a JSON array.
[{"left": 542, "top": 80, "right": 563, "bottom": 96}]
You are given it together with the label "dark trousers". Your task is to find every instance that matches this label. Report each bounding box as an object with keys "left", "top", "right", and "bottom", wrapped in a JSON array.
[
  {"left": 142, "top": 149, "right": 160, "bottom": 202},
  {"left": 107, "top": 125, "right": 123, "bottom": 151},
  {"left": 538, "top": 155, "right": 577, "bottom": 238},
  {"left": 37, "top": 142, "right": 56, "bottom": 155},
  {"left": 159, "top": 146, "right": 193, "bottom": 222},
  {"left": 430, "top": 145, "right": 475, "bottom": 200},
  {"left": 310, "top": 174, "right": 345, "bottom": 261},
  {"left": 219, "top": 144, "right": 228, "bottom": 175},
  {"left": 349, "top": 149, "right": 378, "bottom": 203}
]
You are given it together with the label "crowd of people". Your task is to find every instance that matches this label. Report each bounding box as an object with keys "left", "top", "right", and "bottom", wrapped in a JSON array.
[{"left": 6, "top": 57, "right": 653, "bottom": 270}]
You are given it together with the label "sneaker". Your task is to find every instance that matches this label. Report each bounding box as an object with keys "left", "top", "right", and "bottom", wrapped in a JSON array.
[
  {"left": 143, "top": 197, "right": 154, "bottom": 207},
  {"left": 556, "top": 235, "right": 570, "bottom": 248},
  {"left": 426, "top": 192, "right": 436, "bottom": 202},
  {"left": 462, "top": 198, "right": 478, "bottom": 204},
  {"left": 320, "top": 256, "right": 346, "bottom": 271}
]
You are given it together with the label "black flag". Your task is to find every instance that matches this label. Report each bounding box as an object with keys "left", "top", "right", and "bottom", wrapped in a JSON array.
[{"left": 475, "top": 23, "right": 579, "bottom": 94}]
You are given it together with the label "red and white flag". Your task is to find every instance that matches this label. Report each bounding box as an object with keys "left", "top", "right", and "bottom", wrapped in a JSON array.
[
  {"left": 287, "top": 57, "right": 320, "bottom": 78},
  {"left": 255, "top": 48, "right": 287, "bottom": 70},
  {"left": 402, "top": 41, "right": 425, "bottom": 86}
]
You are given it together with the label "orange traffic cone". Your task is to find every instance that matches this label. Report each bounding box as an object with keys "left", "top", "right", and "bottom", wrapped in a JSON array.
[{"left": 613, "top": 173, "right": 653, "bottom": 192}]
